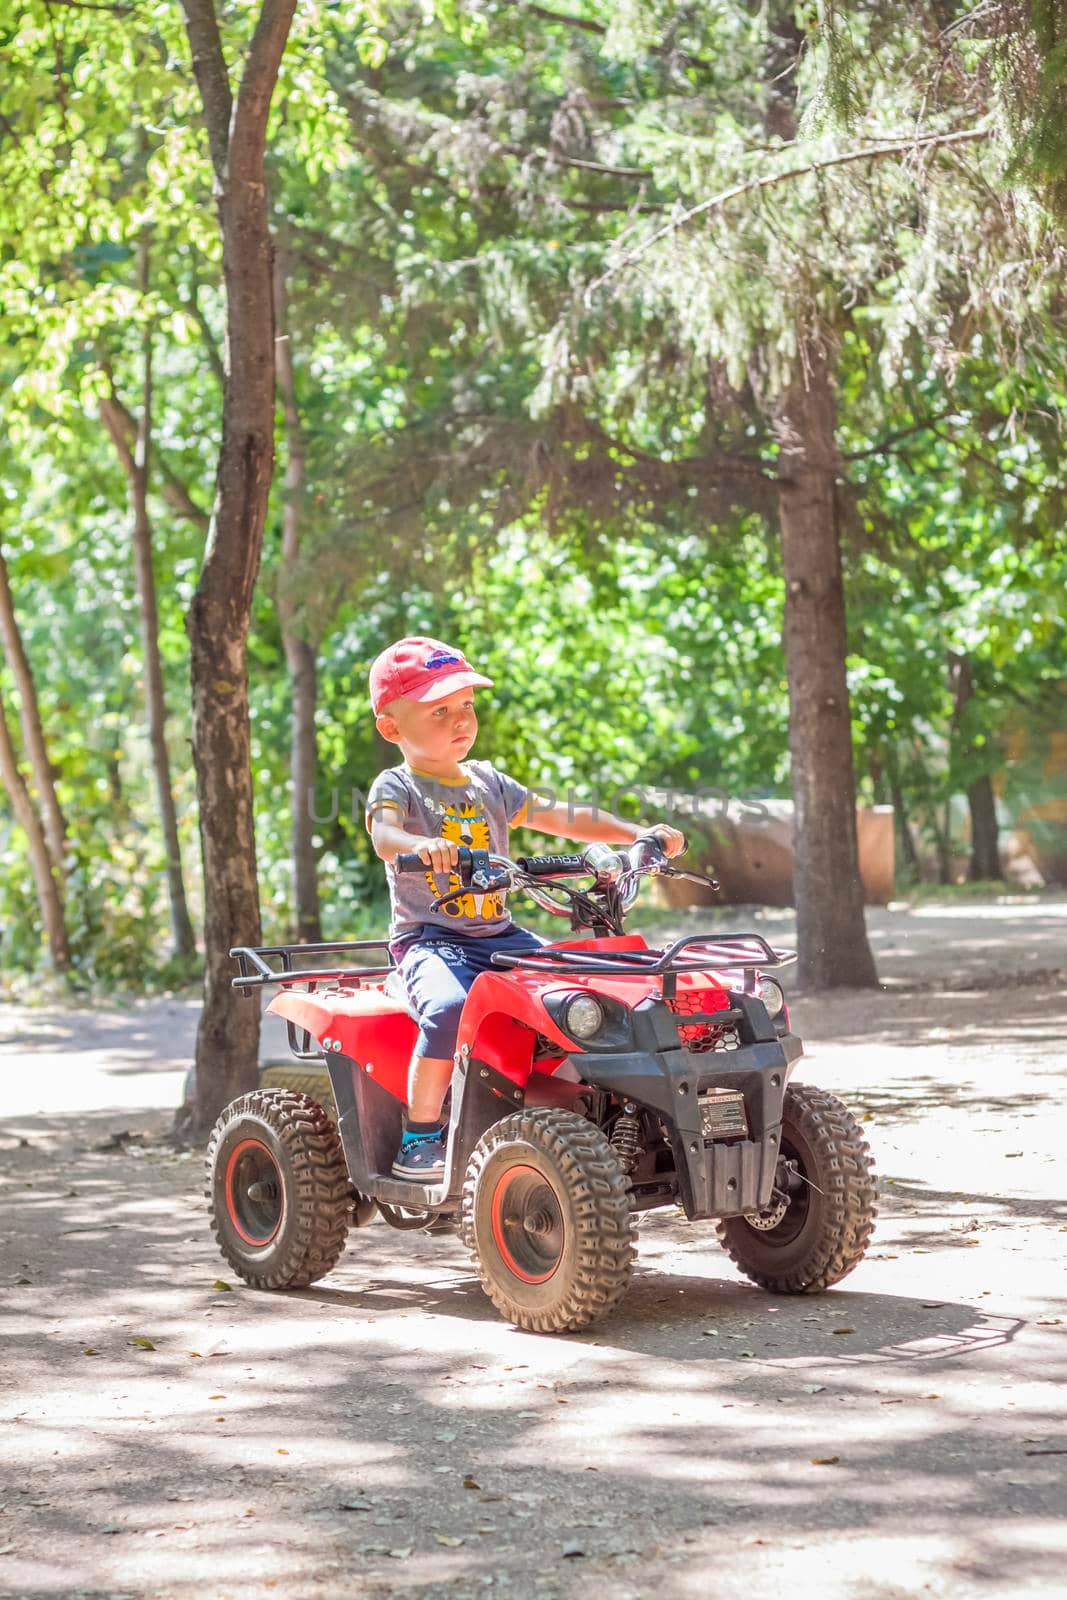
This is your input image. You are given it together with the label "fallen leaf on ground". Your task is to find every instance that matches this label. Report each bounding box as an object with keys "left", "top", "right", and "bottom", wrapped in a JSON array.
[
  {"left": 82, "top": 1348, "right": 100, "bottom": 1357},
  {"left": 811, "top": 1456, "right": 840, "bottom": 1466},
  {"left": 462, "top": 1475, "right": 481, "bottom": 1490},
  {"left": 276, "top": 1448, "right": 289, "bottom": 1455},
  {"left": 130, "top": 1336, "right": 156, "bottom": 1350},
  {"left": 209, "top": 1395, "right": 226, "bottom": 1400},
  {"left": 832, "top": 1328, "right": 854, "bottom": 1335},
  {"left": 212, "top": 1280, "right": 232, "bottom": 1292}
]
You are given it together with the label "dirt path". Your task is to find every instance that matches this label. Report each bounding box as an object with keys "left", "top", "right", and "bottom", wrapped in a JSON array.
[{"left": 2, "top": 900, "right": 1065, "bottom": 1600}]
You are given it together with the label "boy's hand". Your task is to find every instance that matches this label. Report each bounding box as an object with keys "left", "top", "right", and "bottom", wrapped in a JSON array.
[
  {"left": 642, "top": 823, "right": 686, "bottom": 859},
  {"left": 411, "top": 835, "right": 461, "bottom": 874}
]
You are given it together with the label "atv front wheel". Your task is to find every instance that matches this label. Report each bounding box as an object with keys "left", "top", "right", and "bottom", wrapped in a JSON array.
[
  {"left": 716, "top": 1083, "right": 876, "bottom": 1293},
  {"left": 462, "top": 1108, "right": 636, "bottom": 1334},
  {"left": 207, "top": 1089, "right": 350, "bottom": 1290}
]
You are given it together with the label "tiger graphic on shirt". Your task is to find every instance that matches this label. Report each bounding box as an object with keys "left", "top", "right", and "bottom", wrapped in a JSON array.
[{"left": 424, "top": 800, "right": 506, "bottom": 921}]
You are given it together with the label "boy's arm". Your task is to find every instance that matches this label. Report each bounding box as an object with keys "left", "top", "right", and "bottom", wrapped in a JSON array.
[
  {"left": 509, "top": 799, "right": 685, "bottom": 859},
  {"left": 368, "top": 810, "right": 462, "bottom": 875}
]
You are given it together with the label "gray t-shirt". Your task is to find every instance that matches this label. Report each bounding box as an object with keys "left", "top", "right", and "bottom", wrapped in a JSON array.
[{"left": 365, "top": 760, "right": 530, "bottom": 944}]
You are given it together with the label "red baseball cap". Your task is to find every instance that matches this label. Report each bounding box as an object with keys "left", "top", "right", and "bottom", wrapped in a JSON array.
[{"left": 369, "top": 636, "right": 494, "bottom": 716}]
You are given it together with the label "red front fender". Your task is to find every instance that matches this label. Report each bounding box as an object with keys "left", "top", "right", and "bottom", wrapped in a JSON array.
[{"left": 456, "top": 934, "right": 652, "bottom": 1087}]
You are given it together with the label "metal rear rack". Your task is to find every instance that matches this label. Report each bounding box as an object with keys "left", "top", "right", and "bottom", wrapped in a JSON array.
[
  {"left": 491, "top": 932, "right": 796, "bottom": 998},
  {"left": 230, "top": 939, "right": 396, "bottom": 1061}
]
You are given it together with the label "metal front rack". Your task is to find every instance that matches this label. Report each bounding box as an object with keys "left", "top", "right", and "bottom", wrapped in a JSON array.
[
  {"left": 230, "top": 939, "right": 396, "bottom": 1060},
  {"left": 491, "top": 931, "right": 797, "bottom": 999}
]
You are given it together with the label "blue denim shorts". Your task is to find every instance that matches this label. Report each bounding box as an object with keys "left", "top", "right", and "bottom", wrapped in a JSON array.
[{"left": 394, "top": 923, "right": 545, "bottom": 1059}]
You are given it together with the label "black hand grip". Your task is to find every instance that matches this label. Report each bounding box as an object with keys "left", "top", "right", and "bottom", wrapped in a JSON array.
[
  {"left": 628, "top": 834, "right": 667, "bottom": 870},
  {"left": 396, "top": 845, "right": 486, "bottom": 879},
  {"left": 516, "top": 853, "right": 587, "bottom": 877},
  {"left": 395, "top": 853, "right": 427, "bottom": 872}
]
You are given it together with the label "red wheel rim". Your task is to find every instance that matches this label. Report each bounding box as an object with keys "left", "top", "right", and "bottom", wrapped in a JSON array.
[
  {"left": 490, "top": 1163, "right": 565, "bottom": 1284},
  {"left": 224, "top": 1137, "right": 284, "bottom": 1246}
]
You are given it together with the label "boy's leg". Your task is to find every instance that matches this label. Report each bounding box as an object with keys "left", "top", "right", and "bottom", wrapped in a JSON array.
[
  {"left": 392, "top": 940, "right": 479, "bottom": 1179},
  {"left": 407, "top": 1054, "right": 454, "bottom": 1124}
]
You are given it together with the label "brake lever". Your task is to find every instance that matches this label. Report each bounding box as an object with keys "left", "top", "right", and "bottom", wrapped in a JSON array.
[
  {"left": 661, "top": 866, "right": 721, "bottom": 893},
  {"left": 430, "top": 867, "right": 512, "bottom": 911}
]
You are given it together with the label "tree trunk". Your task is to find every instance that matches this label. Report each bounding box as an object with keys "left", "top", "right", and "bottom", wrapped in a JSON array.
[
  {"left": 949, "top": 651, "right": 1002, "bottom": 882},
  {"left": 180, "top": 0, "right": 298, "bottom": 1134},
  {"left": 774, "top": 345, "right": 877, "bottom": 988},
  {"left": 99, "top": 232, "right": 198, "bottom": 960},
  {"left": 0, "top": 693, "right": 69, "bottom": 968},
  {"left": 272, "top": 226, "right": 322, "bottom": 944},
  {"left": 934, "top": 801, "right": 954, "bottom": 885},
  {"left": 0, "top": 549, "right": 67, "bottom": 884},
  {"left": 967, "top": 774, "right": 1001, "bottom": 880},
  {"left": 884, "top": 749, "right": 921, "bottom": 881}
]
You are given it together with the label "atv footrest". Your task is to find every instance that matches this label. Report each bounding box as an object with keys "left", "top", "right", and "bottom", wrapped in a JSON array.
[{"left": 371, "top": 1176, "right": 449, "bottom": 1208}]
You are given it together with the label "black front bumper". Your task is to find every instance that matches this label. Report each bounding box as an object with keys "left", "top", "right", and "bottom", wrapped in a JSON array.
[{"left": 571, "top": 991, "right": 803, "bottom": 1221}]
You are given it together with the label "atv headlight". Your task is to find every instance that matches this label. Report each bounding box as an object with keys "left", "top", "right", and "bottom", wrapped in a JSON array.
[
  {"left": 757, "top": 977, "right": 785, "bottom": 1018},
  {"left": 564, "top": 994, "right": 605, "bottom": 1040}
]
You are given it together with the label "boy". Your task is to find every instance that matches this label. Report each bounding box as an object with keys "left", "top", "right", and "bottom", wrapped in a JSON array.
[{"left": 365, "top": 635, "right": 684, "bottom": 1179}]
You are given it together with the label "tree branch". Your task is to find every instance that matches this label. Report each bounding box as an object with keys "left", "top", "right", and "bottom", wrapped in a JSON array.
[
  {"left": 587, "top": 125, "right": 993, "bottom": 298},
  {"left": 180, "top": 0, "right": 232, "bottom": 179},
  {"left": 231, "top": 0, "right": 298, "bottom": 163},
  {"left": 526, "top": 4, "right": 602, "bottom": 36},
  {"left": 41, "top": 0, "right": 134, "bottom": 12},
  {"left": 501, "top": 140, "right": 649, "bottom": 179},
  {"left": 182, "top": 281, "right": 226, "bottom": 388},
  {"left": 98, "top": 371, "right": 210, "bottom": 530},
  {"left": 840, "top": 413, "right": 952, "bottom": 461},
  {"left": 524, "top": 3, "right": 714, "bottom": 73}
]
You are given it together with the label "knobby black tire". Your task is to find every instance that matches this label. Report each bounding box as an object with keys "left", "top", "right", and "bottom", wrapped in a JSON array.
[
  {"left": 716, "top": 1083, "right": 877, "bottom": 1293},
  {"left": 462, "top": 1107, "right": 637, "bottom": 1334},
  {"left": 207, "top": 1088, "right": 350, "bottom": 1290}
]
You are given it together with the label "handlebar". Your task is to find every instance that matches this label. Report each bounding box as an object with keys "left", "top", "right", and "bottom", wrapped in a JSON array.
[{"left": 392, "top": 837, "right": 694, "bottom": 921}]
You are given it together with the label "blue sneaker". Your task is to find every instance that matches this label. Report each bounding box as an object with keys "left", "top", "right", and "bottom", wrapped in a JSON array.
[{"left": 391, "top": 1130, "right": 447, "bottom": 1181}]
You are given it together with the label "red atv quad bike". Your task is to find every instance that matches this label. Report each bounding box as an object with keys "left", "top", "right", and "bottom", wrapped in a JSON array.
[{"left": 210, "top": 838, "right": 877, "bottom": 1333}]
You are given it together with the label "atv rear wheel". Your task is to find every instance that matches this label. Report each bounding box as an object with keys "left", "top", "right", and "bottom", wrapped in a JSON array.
[
  {"left": 207, "top": 1089, "right": 350, "bottom": 1290},
  {"left": 462, "top": 1108, "right": 636, "bottom": 1334},
  {"left": 716, "top": 1083, "right": 876, "bottom": 1293}
]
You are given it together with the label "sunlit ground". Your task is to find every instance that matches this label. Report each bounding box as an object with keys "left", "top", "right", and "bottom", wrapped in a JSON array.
[{"left": 1, "top": 900, "right": 1065, "bottom": 1599}]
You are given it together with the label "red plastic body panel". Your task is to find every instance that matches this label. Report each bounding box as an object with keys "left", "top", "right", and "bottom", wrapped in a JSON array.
[
  {"left": 267, "top": 986, "right": 415, "bottom": 1102},
  {"left": 266, "top": 932, "right": 737, "bottom": 1105}
]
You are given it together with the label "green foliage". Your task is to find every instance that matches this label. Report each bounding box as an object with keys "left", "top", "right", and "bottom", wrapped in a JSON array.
[{"left": 0, "top": 0, "right": 1065, "bottom": 984}]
